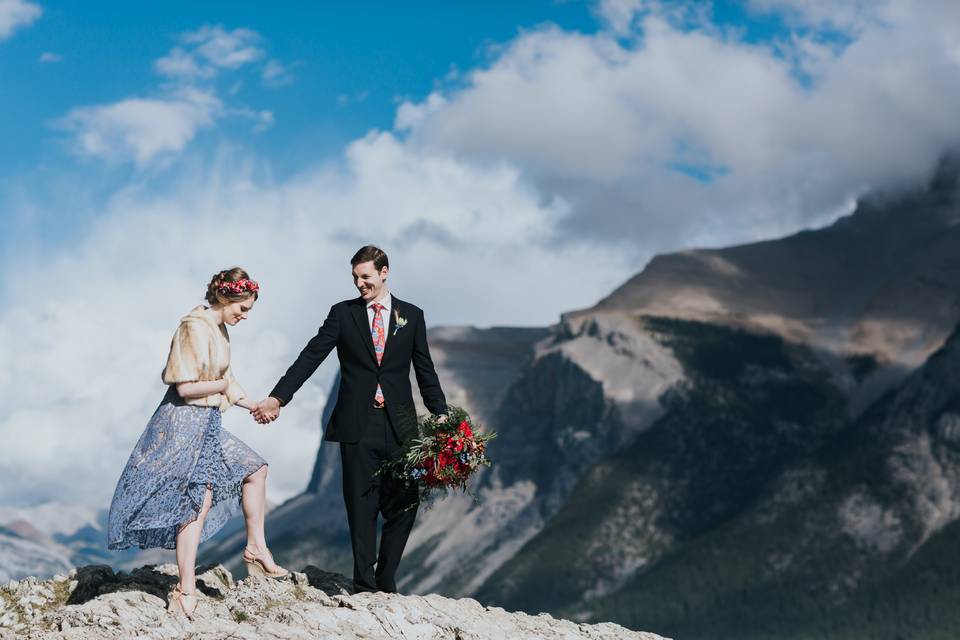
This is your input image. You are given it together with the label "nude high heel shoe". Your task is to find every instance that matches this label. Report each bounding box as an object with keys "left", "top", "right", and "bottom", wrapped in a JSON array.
[
  {"left": 242, "top": 547, "right": 289, "bottom": 579},
  {"left": 167, "top": 585, "right": 198, "bottom": 621}
]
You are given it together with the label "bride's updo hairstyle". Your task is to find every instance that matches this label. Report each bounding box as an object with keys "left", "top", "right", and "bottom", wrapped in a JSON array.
[{"left": 205, "top": 267, "right": 260, "bottom": 305}]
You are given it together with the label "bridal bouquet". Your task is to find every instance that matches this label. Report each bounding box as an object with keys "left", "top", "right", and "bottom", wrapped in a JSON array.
[{"left": 385, "top": 406, "right": 496, "bottom": 504}]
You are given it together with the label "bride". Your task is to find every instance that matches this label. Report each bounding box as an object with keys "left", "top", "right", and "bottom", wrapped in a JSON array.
[{"left": 107, "top": 268, "right": 287, "bottom": 620}]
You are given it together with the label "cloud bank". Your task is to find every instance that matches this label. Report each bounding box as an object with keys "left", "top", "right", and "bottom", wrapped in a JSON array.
[
  {"left": 0, "top": 133, "right": 619, "bottom": 508},
  {"left": 400, "top": 0, "right": 960, "bottom": 249}
]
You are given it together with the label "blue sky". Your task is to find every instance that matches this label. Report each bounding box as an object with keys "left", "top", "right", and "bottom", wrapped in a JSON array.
[
  {"left": 0, "top": 1, "right": 805, "bottom": 175},
  {"left": 0, "top": 1, "right": 600, "bottom": 258},
  {"left": 0, "top": 2, "right": 600, "bottom": 174},
  {"left": 0, "top": 0, "right": 823, "bottom": 258},
  {"left": 2, "top": 0, "right": 960, "bottom": 507}
]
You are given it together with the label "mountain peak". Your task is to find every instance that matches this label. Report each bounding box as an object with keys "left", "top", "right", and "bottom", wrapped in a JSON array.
[{"left": 578, "top": 165, "right": 960, "bottom": 381}]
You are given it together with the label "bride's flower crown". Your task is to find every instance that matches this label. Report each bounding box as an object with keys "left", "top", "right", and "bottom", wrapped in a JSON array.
[{"left": 218, "top": 278, "right": 260, "bottom": 296}]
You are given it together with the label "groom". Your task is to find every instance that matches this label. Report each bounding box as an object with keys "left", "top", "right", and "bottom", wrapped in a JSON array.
[{"left": 252, "top": 245, "right": 448, "bottom": 593}]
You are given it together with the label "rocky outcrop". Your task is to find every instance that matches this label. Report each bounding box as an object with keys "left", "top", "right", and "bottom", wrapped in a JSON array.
[
  {"left": 0, "top": 564, "right": 666, "bottom": 640},
  {"left": 556, "top": 321, "right": 960, "bottom": 639},
  {"left": 848, "top": 324, "right": 960, "bottom": 552},
  {"left": 476, "top": 316, "right": 850, "bottom": 625},
  {"left": 399, "top": 315, "right": 682, "bottom": 598},
  {"left": 581, "top": 162, "right": 960, "bottom": 409}
]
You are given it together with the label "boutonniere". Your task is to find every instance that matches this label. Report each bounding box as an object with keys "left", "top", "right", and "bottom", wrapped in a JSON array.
[{"left": 393, "top": 309, "right": 408, "bottom": 335}]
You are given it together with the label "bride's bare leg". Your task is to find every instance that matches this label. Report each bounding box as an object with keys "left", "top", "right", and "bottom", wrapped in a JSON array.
[
  {"left": 176, "top": 487, "right": 213, "bottom": 595},
  {"left": 242, "top": 465, "right": 281, "bottom": 569}
]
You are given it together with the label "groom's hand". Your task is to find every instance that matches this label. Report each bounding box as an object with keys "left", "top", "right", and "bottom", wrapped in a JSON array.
[
  {"left": 436, "top": 414, "right": 449, "bottom": 425},
  {"left": 254, "top": 398, "right": 281, "bottom": 423},
  {"left": 252, "top": 397, "right": 281, "bottom": 424}
]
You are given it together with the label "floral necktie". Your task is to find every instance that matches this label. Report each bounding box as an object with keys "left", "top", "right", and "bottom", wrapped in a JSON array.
[{"left": 371, "top": 303, "right": 385, "bottom": 405}]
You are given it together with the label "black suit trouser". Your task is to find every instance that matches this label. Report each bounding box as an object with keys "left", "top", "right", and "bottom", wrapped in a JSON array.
[{"left": 340, "top": 406, "right": 419, "bottom": 593}]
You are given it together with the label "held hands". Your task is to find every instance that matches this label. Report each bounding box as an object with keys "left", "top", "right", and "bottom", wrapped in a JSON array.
[
  {"left": 247, "top": 397, "right": 445, "bottom": 426},
  {"left": 251, "top": 397, "right": 281, "bottom": 424}
]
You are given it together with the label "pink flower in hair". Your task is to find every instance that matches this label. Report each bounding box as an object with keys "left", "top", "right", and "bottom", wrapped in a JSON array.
[{"left": 219, "top": 279, "right": 259, "bottom": 295}]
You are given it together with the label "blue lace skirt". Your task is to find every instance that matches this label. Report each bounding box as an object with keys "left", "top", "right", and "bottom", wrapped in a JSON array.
[{"left": 107, "top": 387, "right": 267, "bottom": 550}]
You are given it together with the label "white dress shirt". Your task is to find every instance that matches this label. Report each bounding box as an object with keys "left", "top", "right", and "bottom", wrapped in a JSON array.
[{"left": 366, "top": 292, "right": 392, "bottom": 346}]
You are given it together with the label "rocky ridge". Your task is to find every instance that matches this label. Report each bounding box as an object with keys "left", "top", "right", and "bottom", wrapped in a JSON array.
[
  {"left": 566, "top": 320, "right": 960, "bottom": 639},
  {"left": 583, "top": 164, "right": 960, "bottom": 409},
  {"left": 0, "top": 564, "right": 665, "bottom": 640}
]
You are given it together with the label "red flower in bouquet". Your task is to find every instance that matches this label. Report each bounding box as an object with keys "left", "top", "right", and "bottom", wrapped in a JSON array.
[
  {"left": 446, "top": 435, "right": 466, "bottom": 453},
  {"left": 379, "top": 406, "right": 497, "bottom": 507},
  {"left": 420, "top": 455, "right": 438, "bottom": 486},
  {"left": 438, "top": 450, "right": 453, "bottom": 469}
]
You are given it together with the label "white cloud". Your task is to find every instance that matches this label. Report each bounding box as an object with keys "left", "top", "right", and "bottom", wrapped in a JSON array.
[
  {"left": 397, "top": 2, "right": 960, "bottom": 249},
  {"left": 0, "top": 134, "right": 626, "bottom": 509},
  {"left": 156, "top": 26, "right": 264, "bottom": 81},
  {"left": 748, "top": 0, "right": 882, "bottom": 33},
  {"left": 252, "top": 109, "right": 274, "bottom": 133},
  {"left": 64, "top": 24, "right": 285, "bottom": 166},
  {"left": 56, "top": 89, "right": 222, "bottom": 166},
  {"left": 187, "top": 25, "right": 263, "bottom": 69},
  {"left": 394, "top": 93, "right": 447, "bottom": 131},
  {"left": 261, "top": 59, "right": 294, "bottom": 87},
  {"left": 596, "top": 0, "right": 648, "bottom": 35},
  {"left": 0, "top": 0, "right": 40, "bottom": 41},
  {"left": 337, "top": 91, "right": 370, "bottom": 107},
  {"left": 154, "top": 46, "right": 212, "bottom": 81},
  {"left": 38, "top": 51, "right": 61, "bottom": 63}
]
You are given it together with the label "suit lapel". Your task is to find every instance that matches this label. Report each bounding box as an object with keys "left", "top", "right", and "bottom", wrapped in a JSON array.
[{"left": 350, "top": 299, "right": 378, "bottom": 364}]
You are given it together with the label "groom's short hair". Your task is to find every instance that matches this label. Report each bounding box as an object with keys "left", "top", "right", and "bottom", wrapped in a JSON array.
[{"left": 351, "top": 245, "right": 389, "bottom": 271}]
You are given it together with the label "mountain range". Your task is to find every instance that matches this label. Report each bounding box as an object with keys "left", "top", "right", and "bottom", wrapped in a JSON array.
[{"left": 7, "top": 160, "right": 960, "bottom": 639}]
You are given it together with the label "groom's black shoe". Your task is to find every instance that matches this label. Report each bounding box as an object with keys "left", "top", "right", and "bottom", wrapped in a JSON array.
[
  {"left": 375, "top": 582, "right": 398, "bottom": 594},
  {"left": 352, "top": 583, "right": 397, "bottom": 594},
  {"left": 352, "top": 582, "right": 378, "bottom": 594}
]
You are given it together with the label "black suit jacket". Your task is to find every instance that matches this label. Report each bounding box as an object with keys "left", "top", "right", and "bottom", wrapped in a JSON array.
[{"left": 269, "top": 296, "right": 447, "bottom": 444}]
